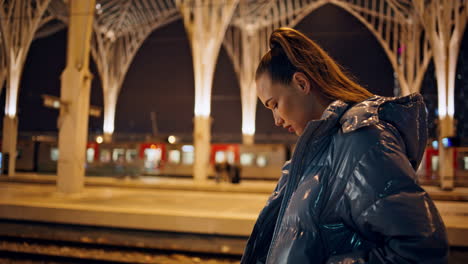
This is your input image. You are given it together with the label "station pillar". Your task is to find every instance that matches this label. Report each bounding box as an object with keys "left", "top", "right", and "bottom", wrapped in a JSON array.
[
  {"left": 57, "top": 0, "right": 95, "bottom": 194},
  {"left": 439, "top": 115, "right": 455, "bottom": 190},
  {"left": 242, "top": 134, "right": 254, "bottom": 145},
  {"left": 103, "top": 132, "right": 112, "bottom": 143},
  {"left": 2, "top": 116, "right": 18, "bottom": 176},
  {"left": 193, "top": 116, "right": 211, "bottom": 182}
]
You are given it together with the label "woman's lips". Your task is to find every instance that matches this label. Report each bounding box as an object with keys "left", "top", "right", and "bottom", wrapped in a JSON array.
[{"left": 287, "top": 126, "right": 295, "bottom": 133}]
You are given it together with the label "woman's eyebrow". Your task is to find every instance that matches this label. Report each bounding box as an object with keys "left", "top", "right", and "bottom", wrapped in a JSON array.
[{"left": 264, "top": 98, "right": 272, "bottom": 108}]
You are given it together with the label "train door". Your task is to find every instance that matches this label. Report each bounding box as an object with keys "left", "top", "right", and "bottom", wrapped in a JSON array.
[
  {"left": 86, "top": 142, "right": 99, "bottom": 164},
  {"left": 211, "top": 144, "right": 239, "bottom": 165},
  {"left": 140, "top": 143, "right": 166, "bottom": 173}
]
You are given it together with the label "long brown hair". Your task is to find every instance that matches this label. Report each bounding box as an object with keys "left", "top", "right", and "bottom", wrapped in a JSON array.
[{"left": 256, "top": 28, "right": 373, "bottom": 103}]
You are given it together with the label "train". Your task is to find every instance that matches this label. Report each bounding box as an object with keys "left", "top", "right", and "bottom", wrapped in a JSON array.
[
  {"left": 12, "top": 138, "right": 290, "bottom": 181},
  {"left": 8, "top": 137, "right": 468, "bottom": 185}
]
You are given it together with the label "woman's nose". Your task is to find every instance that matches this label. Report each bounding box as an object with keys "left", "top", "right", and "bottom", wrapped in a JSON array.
[{"left": 273, "top": 111, "right": 284, "bottom": 126}]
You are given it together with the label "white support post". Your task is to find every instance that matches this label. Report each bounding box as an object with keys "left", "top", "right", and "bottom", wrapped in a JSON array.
[
  {"left": 226, "top": 26, "right": 263, "bottom": 145},
  {"left": 413, "top": 0, "right": 468, "bottom": 189},
  {"left": 177, "top": 0, "right": 239, "bottom": 182},
  {"left": 193, "top": 116, "right": 211, "bottom": 182},
  {"left": 0, "top": 0, "right": 52, "bottom": 176},
  {"left": 2, "top": 116, "right": 17, "bottom": 176},
  {"left": 90, "top": 0, "right": 179, "bottom": 141},
  {"left": 439, "top": 116, "right": 456, "bottom": 189},
  {"left": 57, "top": 0, "right": 95, "bottom": 194}
]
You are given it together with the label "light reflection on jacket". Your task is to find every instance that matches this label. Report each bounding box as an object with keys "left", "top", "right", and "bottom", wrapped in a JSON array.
[{"left": 241, "top": 94, "right": 449, "bottom": 264}]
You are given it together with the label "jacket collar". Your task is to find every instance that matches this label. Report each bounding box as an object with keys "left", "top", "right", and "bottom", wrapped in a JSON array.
[{"left": 299, "top": 100, "right": 350, "bottom": 144}]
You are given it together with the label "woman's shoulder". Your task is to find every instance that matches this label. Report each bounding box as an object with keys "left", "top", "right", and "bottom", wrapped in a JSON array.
[
  {"left": 332, "top": 93, "right": 427, "bottom": 170},
  {"left": 336, "top": 94, "right": 425, "bottom": 145}
]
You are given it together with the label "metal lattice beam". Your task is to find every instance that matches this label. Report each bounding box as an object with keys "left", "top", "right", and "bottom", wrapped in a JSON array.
[
  {"left": 47, "top": 0, "right": 180, "bottom": 139},
  {"left": 225, "top": 0, "right": 434, "bottom": 143},
  {"left": 231, "top": 0, "right": 431, "bottom": 95},
  {"left": 92, "top": 0, "right": 179, "bottom": 138},
  {"left": 0, "top": 0, "right": 52, "bottom": 117}
]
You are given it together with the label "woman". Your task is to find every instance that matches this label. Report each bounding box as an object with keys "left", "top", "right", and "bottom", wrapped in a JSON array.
[{"left": 241, "top": 28, "right": 448, "bottom": 264}]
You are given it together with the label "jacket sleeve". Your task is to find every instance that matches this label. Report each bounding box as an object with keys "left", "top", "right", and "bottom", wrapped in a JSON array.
[{"left": 327, "top": 127, "right": 449, "bottom": 264}]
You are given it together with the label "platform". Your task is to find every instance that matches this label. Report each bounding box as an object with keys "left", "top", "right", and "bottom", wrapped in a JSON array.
[{"left": 0, "top": 175, "right": 468, "bottom": 248}]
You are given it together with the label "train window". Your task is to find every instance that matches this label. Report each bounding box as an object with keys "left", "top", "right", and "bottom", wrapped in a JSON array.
[
  {"left": 50, "top": 148, "right": 59, "bottom": 161},
  {"left": 182, "top": 145, "right": 194, "bottom": 152},
  {"left": 144, "top": 148, "right": 162, "bottom": 169},
  {"left": 215, "top": 151, "right": 226, "bottom": 163},
  {"left": 227, "top": 151, "right": 235, "bottom": 164},
  {"left": 168, "top": 150, "right": 181, "bottom": 164},
  {"left": 126, "top": 149, "right": 138, "bottom": 162},
  {"left": 182, "top": 145, "right": 194, "bottom": 165},
  {"left": 256, "top": 155, "right": 268, "bottom": 167},
  {"left": 240, "top": 153, "right": 254, "bottom": 166},
  {"left": 431, "top": 155, "right": 439, "bottom": 172},
  {"left": 100, "top": 149, "right": 111, "bottom": 163},
  {"left": 215, "top": 151, "right": 235, "bottom": 164},
  {"left": 464, "top": 157, "right": 468, "bottom": 170},
  {"left": 112, "top": 148, "right": 125, "bottom": 162},
  {"left": 86, "top": 148, "right": 95, "bottom": 163}
]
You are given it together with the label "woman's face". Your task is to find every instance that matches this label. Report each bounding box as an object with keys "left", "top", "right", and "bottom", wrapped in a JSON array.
[{"left": 256, "top": 72, "right": 328, "bottom": 136}]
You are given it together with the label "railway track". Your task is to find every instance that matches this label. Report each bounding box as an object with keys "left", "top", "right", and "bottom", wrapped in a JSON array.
[{"left": 0, "top": 220, "right": 243, "bottom": 264}]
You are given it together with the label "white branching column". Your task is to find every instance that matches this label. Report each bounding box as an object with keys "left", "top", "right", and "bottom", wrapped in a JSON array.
[
  {"left": 244, "top": 0, "right": 430, "bottom": 95},
  {"left": 0, "top": 0, "right": 52, "bottom": 176},
  {"left": 177, "top": 0, "right": 239, "bottom": 181},
  {"left": 414, "top": 0, "right": 468, "bottom": 189},
  {"left": 57, "top": 0, "right": 95, "bottom": 193},
  {"left": 224, "top": 24, "right": 270, "bottom": 145},
  {"left": 91, "top": 0, "right": 179, "bottom": 142}
]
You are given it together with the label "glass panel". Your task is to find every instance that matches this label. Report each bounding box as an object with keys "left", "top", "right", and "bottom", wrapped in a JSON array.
[
  {"left": 112, "top": 148, "right": 125, "bottom": 162},
  {"left": 182, "top": 151, "right": 194, "bottom": 165},
  {"left": 256, "top": 155, "right": 268, "bottom": 167},
  {"left": 168, "top": 150, "right": 181, "bottom": 164},
  {"left": 240, "top": 153, "right": 254, "bottom": 166},
  {"left": 464, "top": 156, "right": 468, "bottom": 171},
  {"left": 215, "top": 151, "right": 226, "bottom": 163},
  {"left": 51, "top": 148, "right": 59, "bottom": 161},
  {"left": 226, "top": 151, "right": 235, "bottom": 164},
  {"left": 126, "top": 149, "right": 138, "bottom": 162},
  {"left": 182, "top": 145, "right": 194, "bottom": 152},
  {"left": 86, "top": 148, "right": 95, "bottom": 163},
  {"left": 100, "top": 149, "right": 111, "bottom": 163},
  {"left": 431, "top": 155, "right": 439, "bottom": 172},
  {"left": 144, "top": 148, "right": 162, "bottom": 169}
]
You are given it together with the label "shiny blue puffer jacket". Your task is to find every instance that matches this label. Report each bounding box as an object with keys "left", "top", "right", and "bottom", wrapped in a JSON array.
[{"left": 241, "top": 94, "right": 448, "bottom": 264}]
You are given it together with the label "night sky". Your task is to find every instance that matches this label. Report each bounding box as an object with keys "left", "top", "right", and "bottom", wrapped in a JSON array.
[{"left": 2, "top": 4, "right": 465, "bottom": 142}]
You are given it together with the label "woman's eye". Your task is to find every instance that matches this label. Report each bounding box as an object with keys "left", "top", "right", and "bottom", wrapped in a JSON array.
[{"left": 273, "top": 103, "right": 278, "bottom": 109}]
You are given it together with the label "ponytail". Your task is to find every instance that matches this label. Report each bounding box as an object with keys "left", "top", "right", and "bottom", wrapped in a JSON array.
[{"left": 256, "top": 28, "right": 373, "bottom": 103}]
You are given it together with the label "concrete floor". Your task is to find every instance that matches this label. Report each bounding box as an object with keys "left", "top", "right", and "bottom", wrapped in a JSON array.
[{"left": 1, "top": 174, "right": 468, "bottom": 246}]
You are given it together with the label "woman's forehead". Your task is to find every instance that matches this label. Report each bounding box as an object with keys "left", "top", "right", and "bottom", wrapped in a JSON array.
[{"left": 256, "top": 75, "right": 273, "bottom": 101}]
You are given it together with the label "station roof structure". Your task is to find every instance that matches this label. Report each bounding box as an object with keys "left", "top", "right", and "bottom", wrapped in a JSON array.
[{"left": 0, "top": 0, "right": 466, "bottom": 143}]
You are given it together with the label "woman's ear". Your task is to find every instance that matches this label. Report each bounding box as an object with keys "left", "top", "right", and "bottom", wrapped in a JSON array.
[{"left": 292, "top": 72, "right": 311, "bottom": 95}]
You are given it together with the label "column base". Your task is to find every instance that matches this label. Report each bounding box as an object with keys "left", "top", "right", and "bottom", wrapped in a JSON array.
[
  {"left": 2, "top": 116, "right": 18, "bottom": 176},
  {"left": 242, "top": 133, "right": 254, "bottom": 145},
  {"left": 193, "top": 116, "right": 211, "bottom": 183}
]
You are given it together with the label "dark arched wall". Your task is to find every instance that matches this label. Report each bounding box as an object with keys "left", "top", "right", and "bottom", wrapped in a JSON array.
[
  {"left": 115, "top": 19, "right": 242, "bottom": 138},
  {"left": 211, "top": 46, "right": 242, "bottom": 139},
  {"left": 454, "top": 27, "right": 468, "bottom": 141},
  {"left": 3, "top": 28, "right": 104, "bottom": 134},
  {"left": 255, "top": 4, "right": 394, "bottom": 137},
  {"left": 115, "top": 20, "right": 194, "bottom": 135}
]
